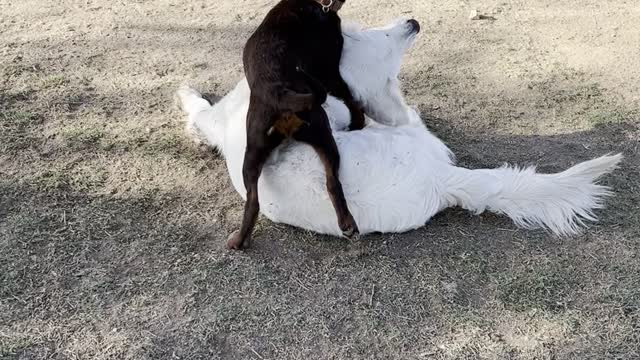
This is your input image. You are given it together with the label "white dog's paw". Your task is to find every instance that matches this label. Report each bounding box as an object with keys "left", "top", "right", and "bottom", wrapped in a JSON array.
[
  {"left": 175, "top": 84, "right": 204, "bottom": 114},
  {"left": 173, "top": 85, "right": 209, "bottom": 146}
]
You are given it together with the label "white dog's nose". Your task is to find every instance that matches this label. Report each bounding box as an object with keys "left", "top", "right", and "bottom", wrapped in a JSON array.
[{"left": 407, "top": 19, "right": 420, "bottom": 33}]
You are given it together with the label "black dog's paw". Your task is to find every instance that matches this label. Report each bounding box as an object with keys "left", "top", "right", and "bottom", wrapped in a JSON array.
[
  {"left": 347, "top": 104, "right": 366, "bottom": 131},
  {"left": 342, "top": 225, "right": 360, "bottom": 241},
  {"left": 315, "top": 88, "right": 328, "bottom": 106}
]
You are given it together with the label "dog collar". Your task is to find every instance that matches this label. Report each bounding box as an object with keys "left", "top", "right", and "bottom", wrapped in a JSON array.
[{"left": 313, "top": 0, "right": 344, "bottom": 13}]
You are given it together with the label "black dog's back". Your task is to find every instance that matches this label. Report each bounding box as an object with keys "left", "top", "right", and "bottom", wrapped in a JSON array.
[{"left": 243, "top": 0, "right": 343, "bottom": 112}]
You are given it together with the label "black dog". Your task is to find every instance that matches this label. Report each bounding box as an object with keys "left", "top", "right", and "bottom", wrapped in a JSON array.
[{"left": 227, "top": 0, "right": 364, "bottom": 250}]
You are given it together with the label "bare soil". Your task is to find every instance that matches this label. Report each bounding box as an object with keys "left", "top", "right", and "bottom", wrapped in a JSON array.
[{"left": 1, "top": 1, "right": 639, "bottom": 359}]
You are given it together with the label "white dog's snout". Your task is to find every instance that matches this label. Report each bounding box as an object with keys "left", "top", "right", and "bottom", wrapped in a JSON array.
[{"left": 407, "top": 19, "right": 420, "bottom": 34}]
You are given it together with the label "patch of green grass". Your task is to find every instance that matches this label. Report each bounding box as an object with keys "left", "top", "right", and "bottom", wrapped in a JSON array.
[
  {"left": 111, "top": 129, "right": 200, "bottom": 158},
  {"left": 40, "top": 74, "right": 69, "bottom": 89},
  {"left": 31, "top": 168, "right": 69, "bottom": 191},
  {"left": 0, "top": 111, "right": 42, "bottom": 151},
  {"left": 0, "top": 110, "right": 39, "bottom": 127},
  {"left": 587, "top": 110, "right": 628, "bottom": 126},
  {"left": 535, "top": 81, "right": 604, "bottom": 110},
  {"left": 140, "top": 130, "right": 189, "bottom": 155},
  {"left": 30, "top": 164, "right": 108, "bottom": 193},
  {"left": 60, "top": 126, "right": 105, "bottom": 150},
  {"left": 69, "top": 167, "right": 108, "bottom": 192},
  {"left": 58, "top": 125, "right": 202, "bottom": 163},
  {"left": 497, "top": 258, "right": 581, "bottom": 313},
  {"left": 0, "top": 337, "right": 42, "bottom": 359}
]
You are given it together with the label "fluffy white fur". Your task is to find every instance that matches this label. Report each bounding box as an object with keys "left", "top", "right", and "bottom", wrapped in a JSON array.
[{"left": 177, "top": 19, "right": 622, "bottom": 237}]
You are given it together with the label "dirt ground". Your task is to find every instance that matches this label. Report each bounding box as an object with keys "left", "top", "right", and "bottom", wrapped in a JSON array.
[{"left": 1, "top": 0, "right": 639, "bottom": 359}]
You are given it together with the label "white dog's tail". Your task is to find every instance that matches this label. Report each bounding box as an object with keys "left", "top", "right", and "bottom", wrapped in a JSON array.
[{"left": 442, "top": 154, "right": 622, "bottom": 236}]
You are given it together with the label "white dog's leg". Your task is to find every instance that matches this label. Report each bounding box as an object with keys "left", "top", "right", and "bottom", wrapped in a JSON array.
[
  {"left": 176, "top": 85, "right": 211, "bottom": 144},
  {"left": 177, "top": 85, "right": 233, "bottom": 151},
  {"left": 177, "top": 85, "right": 210, "bottom": 114}
]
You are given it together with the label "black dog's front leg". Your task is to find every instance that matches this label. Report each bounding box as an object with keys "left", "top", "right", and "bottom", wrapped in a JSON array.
[
  {"left": 326, "top": 74, "right": 365, "bottom": 131},
  {"left": 298, "top": 66, "right": 365, "bottom": 130}
]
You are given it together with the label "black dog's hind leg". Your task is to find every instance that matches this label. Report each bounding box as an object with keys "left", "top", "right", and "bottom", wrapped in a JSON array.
[
  {"left": 293, "top": 106, "right": 359, "bottom": 239},
  {"left": 227, "top": 103, "right": 284, "bottom": 250}
]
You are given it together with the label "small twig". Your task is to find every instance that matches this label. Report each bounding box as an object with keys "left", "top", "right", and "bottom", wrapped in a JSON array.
[
  {"left": 368, "top": 284, "right": 376, "bottom": 307},
  {"left": 294, "top": 277, "right": 310, "bottom": 291},
  {"left": 250, "top": 348, "right": 265, "bottom": 360},
  {"left": 586, "top": 252, "right": 600, "bottom": 261}
]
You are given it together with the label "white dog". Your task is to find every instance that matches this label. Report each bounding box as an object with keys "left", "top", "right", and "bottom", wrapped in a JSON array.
[{"left": 177, "top": 19, "right": 621, "bottom": 238}]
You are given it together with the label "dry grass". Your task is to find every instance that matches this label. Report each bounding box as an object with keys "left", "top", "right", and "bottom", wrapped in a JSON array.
[{"left": 1, "top": 0, "right": 639, "bottom": 359}]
